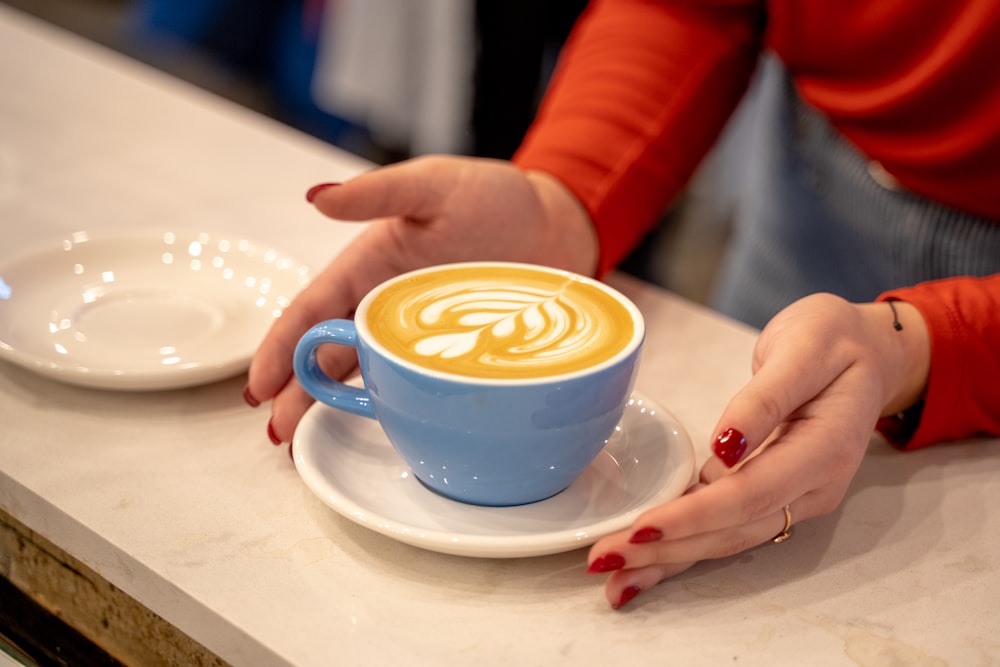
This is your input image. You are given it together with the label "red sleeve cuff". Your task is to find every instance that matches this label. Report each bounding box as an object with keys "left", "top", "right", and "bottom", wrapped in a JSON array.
[{"left": 875, "top": 275, "right": 1000, "bottom": 450}]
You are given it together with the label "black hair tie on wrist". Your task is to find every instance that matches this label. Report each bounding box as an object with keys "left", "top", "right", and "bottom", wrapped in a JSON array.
[{"left": 888, "top": 301, "right": 903, "bottom": 331}]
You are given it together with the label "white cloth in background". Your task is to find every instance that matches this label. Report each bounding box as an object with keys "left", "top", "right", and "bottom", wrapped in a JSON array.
[{"left": 311, "top": 0, "right": 475, "bottom": 156}]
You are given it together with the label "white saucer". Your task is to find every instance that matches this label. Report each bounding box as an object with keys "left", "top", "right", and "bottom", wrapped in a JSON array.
[
  {"left": 293, "top": 392, "right": 695, "bottom": 558},
  {"left": 0, "top": 229, "right": 310, "bottom": 390}
]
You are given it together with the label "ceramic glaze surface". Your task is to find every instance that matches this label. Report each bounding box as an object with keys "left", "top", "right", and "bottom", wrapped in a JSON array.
[
  {"left": 0, "top": 229, "right": 309, "bottom": 390},
  {"left": 293, "top": 262, "right": 645, "bottom": 506},
  {"left": 292, "top": 393, "right": 694, "bottom": 556}
]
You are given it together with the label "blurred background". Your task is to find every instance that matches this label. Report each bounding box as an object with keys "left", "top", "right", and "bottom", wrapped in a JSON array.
[
  {"left": 2, "top": 0, "right": 740, "bottom": 305},
  {"left": 3, "top": 0, "right": 588, "bottom": 163}
]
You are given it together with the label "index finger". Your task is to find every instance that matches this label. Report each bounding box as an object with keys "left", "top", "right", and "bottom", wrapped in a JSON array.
[
  {"left": 586, "top": 417, "right": 832, "bottom": 572},
  {"left": 640, "top": 429, "right": 818, "bottom": 542},
  {"left": 309, "top": 156, "right": 460, "bottom": 223}
]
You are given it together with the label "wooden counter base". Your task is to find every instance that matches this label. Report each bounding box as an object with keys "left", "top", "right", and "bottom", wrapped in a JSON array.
[{"left": 1, "top": 508, "right": 228, "bottom": 667}]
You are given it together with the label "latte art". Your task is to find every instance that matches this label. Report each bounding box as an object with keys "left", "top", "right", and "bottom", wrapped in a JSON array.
[
  {"left": 412, "top": 284, "right": 596, "bottom": 363},
  {"left": 365, "top": 265, "right": 637, "bottom": 379}
]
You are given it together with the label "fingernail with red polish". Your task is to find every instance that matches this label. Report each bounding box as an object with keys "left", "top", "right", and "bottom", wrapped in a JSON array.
[
  {"left": 243, "top": 385, "right": 260, "bottom": 408},
  {"left": 305, "top": 182, "right": 340, "bottom": 203},
  {"left": 267, "top": 419, "right": 282, "bottom": 446},
  {"left": 587, "top": 552, "right": 626, "bottom": 574},
  {"left": 713, "top": 427, "right": 747, "bottom": 468},
  {"left": 613, "top": 585, "right": 642, "bottom": 610},
  {"left": 629, "top": 527, "right": 663, "bottom": 544}
]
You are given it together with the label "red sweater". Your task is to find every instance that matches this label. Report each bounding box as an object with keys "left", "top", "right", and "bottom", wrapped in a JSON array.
[{"left": 513, "top": 0, "right": 1000, "bottom": 448}]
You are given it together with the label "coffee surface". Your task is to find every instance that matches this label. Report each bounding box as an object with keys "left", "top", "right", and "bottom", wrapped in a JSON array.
[{"left": 365, "top": 265, "right": 636, "bottom": 379}]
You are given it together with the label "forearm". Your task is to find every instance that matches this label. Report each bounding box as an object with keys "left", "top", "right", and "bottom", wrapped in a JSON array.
[{"left": 513, "top": 0, "right": 764, "bottom": 275}]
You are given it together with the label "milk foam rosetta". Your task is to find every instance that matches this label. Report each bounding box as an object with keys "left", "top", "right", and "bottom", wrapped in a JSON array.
[{"left": 365, "top": 266, "right": 636, "bottom": 379}]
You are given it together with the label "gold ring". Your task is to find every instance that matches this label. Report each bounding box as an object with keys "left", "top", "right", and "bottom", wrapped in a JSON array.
[{"left": 772, "top": 505, "right": 792, "bottom": 543}]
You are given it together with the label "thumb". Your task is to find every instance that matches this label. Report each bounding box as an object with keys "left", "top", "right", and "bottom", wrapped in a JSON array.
[{"left": 709, "top": 311, "right": 853, "bottom": 468}]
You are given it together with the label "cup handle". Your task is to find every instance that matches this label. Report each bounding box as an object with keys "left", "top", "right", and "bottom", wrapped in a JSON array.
[{"left": 293, "top": 319, "right": 375, "bottom": 419}]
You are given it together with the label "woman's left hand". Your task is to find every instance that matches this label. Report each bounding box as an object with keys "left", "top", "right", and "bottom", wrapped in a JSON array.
[{"left": 585, "top": 293, "right": 930, "bottom": 609}]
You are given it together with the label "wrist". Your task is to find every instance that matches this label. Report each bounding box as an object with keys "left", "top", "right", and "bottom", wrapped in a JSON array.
[
  {"left": 522, "top": 170, "right": 599, "bottom": 276},
  {"left": 861, "top": 300, "right": 931, "bottom": 417}
]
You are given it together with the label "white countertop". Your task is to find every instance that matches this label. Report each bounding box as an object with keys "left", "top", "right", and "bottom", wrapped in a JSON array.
[{"left": 2, "top": 6, "right": 998, "bottom": 666}]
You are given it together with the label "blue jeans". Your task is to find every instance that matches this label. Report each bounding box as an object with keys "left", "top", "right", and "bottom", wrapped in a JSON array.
[{"left": 710, "top": 57, "right": 1000, "bottom": 329}]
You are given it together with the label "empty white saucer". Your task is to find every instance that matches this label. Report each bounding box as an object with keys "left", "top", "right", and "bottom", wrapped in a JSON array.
[
  {"left": 0, "top": 228, "right": 310, "bottom": 390},
  {"left": 293, "top": 392, "right": 695, "bottom": 558}
]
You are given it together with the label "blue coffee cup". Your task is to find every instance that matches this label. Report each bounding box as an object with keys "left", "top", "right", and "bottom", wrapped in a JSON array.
[{"left": 294, "top": 262, "right": 645, "bottom": 506}]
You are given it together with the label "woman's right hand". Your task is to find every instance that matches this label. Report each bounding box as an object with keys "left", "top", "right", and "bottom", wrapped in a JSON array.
[{"left": 245, "top": 155, "right": 599, "bottom": 443}]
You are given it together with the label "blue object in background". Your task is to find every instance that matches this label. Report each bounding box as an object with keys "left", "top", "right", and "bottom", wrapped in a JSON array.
[{"left": 128, "top": 0, "right": 370, "bottom": 151}]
